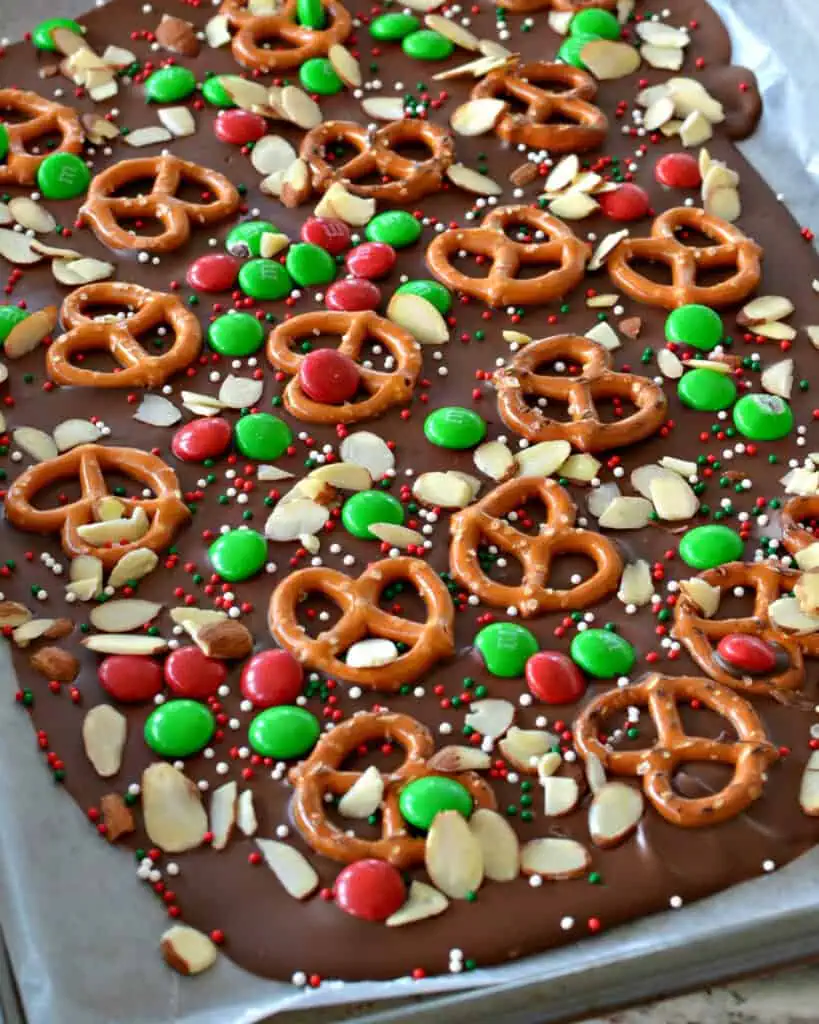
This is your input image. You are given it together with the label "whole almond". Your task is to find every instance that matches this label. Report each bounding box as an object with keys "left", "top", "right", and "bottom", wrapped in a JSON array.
[
  {"left": 100, "top": 793, "right": 135, "bottom": 842},
  {"left": 29, "top": 645, "right": 79, "bottom": 683},
  {"left": 194, "top": 620, "right": 253, "bottom": 660},
  {"left": 155, "top": 15, "right": 200, "bottom": 57}
]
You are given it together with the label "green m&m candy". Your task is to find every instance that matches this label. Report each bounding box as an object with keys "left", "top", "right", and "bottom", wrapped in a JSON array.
[
  {"left": 32, "top": 17, "right": 84, "bottom": 51},
  {"left": 248, "top": 705, "right": 320, "bottom": 758},
  {"left": 370, "top": 12, "right": 420, "bottom": 40},
  {"left": 238, "top": 258, "right": 292, "bottom": 300},
  {"left": 396, "top": 279, "right": 451, "bottom": 315},
  {"left": 144, "top": 66, "right": 197, "bottom": 104},
  {"left": 36, "top": 152, "right": 90, "bottom": 200},
  {"left": 227, "top": 220, "right": 279, "bottom": 257},
  {"left": 207, "top": 311, "right": 264, "bottom": 356},
  {"left": 570, "top": 9, "right": 621, "bottom": 39},
  {"left": 402, "top": 29, "right": 454, "bottom": 60},
  {"left": 570, "top": 628, "right": 635, "bottom": 679},
  {"left": 733, "top": 393, "right": 794, "bottom": 441},
  {"left": 297, "top": 0, "right": 326, "bottom": 28},
  {"left": 144, "top": 700, "right": 215, "bottom": 758},
  {"left": 474, "top": 622, "right": 538, "bottom": 678},
  {"left": 342, "top": 489, "right": 404, "bottom": 539},
  {"left": 0, "top": 124, "right": 9, "bottom": 163},
  {"left": 366, "top": 210, "right": 421, "bottom": 248},
  {"left": 299, "top": 57, "right": 343, "bottom": 95},
  {"left": 677, "top": 367, "right": 737, "bottom": 412},
  {"left": 399, "top": 776, "right": 473, "bottom": 831},
  {"left": 679, "top": 524, "right": 744, "bottom": 570},
  {"left": 665, "top": 304, "right": 723, "bottom": 351},
  {"left": 424, "top": 406, "right": 486, "bottom": 449},
  {"left": 0, "top": 306, "right": 29, "bottom": 344},
  {"left": 286, "top": 242, "right": 337, "bottom": 287},
  {"left": 557, "top": 33, "right": 598, "bottom": 69},
  {"left": 209, "top": 528, "right": 268, "bottom": 581},
  {"left": 202, "top": 76, "right": 236, "bottom": 108},
  {"left": 234, "top": 413, "right": 293, "bottom": 460}
]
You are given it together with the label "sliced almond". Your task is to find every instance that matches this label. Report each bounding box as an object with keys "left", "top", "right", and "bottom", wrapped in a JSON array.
[
  {"left": 679, "top": 577, "right": 721, "bottom": 618},
  {"left": 0, "top": 601, "right": 32, "bottom": 628},
  {"left": 548, "top": 10, "right": 573, "bottom": 34},
  {"left": 585, "top": 320, "right": 621, "bottom": 351},
  {"left": 701, "top": 162, "right": 740, "bottom": 202},
  {"left": 464, "top": 699, "right": 515, "bottom": 740},
  {"left": 77, "top": 508, "right": 150, "bottom": 546},
  {"left": 427, "top": 746, "right": 492, "bottom": 772},
  {"left": 795, "top": 543, "right": 819, "bottom": 572},
  {"left": 12, "top": 618, "right": 57, "bottom": 647},
  {"left": 280, "top": 86, "right": 322, "bottom": 130},
  {"left": 361, "top": 96, "right": 406, "bottom": 121},
  {"left": 425, "top": 810, "right": 484, "bottom": 899},
  {"left": 53, "top": 418, "right": 101, "bottom": 452},
  {"left": 337, "top": 764, "right": 384, "bottom": 819},
  {"left": 107, "top": 548, "right": 159, "bottom": 589},
  {"left": 649, "top": 472, "right": 699, "bottom": 521},
  {"left": 795, "top": 571, "right": 819, "bottom": 617},
  {"left": 340, "top": 432, "right": 394, "bottom": 478},
  {"left": 258, "top": 230, "right": 289, "bottom": 259},
  {"left": 589, "top": 229, "right": 629, "bottom": 272},
  {"left": 251, "top": 134, "right": 297, "bottom": 176},
  {"left": 657, "top": 347, "right": 684, "bottom": 379},
  {"left": 425, "top": 14, "right": 479, "bottom": 51},
  {"left": 3, "top": 306, "right": 58, "bottom": 359},
  {"left": 210, "top": 780, "right": 237, "bottom": 851},
  {"left": 738, "top": 295, "right": 794, "bottom": 326},
  {"left": 589, "top": 781, "right": 644, "bottom": 847},
  {"left": 8, "top": 197, "right": 56, "bottom": 234},
  {"left": 541, "top": 775, "right": 580, "bottom": 817},
  {"left": 345, "top": 637, "right": 399, "bottom": 669},
  {"left": 450, "top": 97, "right": 506, "bottom": 137},
  {"left": 798, "top": 751, "right": 819, "bottom": 816},
  {"left": 584, "top": 752, "right": 607, "bottom": 794},
  {"left": 413, "top": 471, "right": 472, "bottom": 509},
  {"left": 125, "top": 125, "right": 172, "bottom": 148},
  {"left": 679, "top": 110, "right": 713, "bottom": 148},
  {"left": 265, "top": 498, "right": 329, "bottom": 542},
  {"left": 13, "top": 426, "right": 58, "bottom": 462},
  {"left": 96, "top": 495, "right": 126, "bottom": 521},
  {"left": 499, "top": 726, "right": 558, "bottom": 773},
  {"left": 90, "top": 599, "right": 161, "bottom": 634},
  {"left": 559, "top": 453, "right": 601, "bottom": 483},
  {"left": 82, "top": 704, "right": 127, "bottom": 778},
  {"left": 520, "top": 837, "right": 590, "bottom": 879},
  {"left": 549, "top": 191, "right": 598, "bottom": 220},
  {"left": 474, "top": 440, "right": 515, "bottom": 482},
  {"left": 161, "top": 925, "right": 219, "bottom": 976},
  {"left": 142, "top": 763, "right": 208, "bottom": 853},
  {"left": 668, "top": 77, "right": 725, "bottom": 123},
  {"left": 220, "top": 75, "right": 271, "bottom": 111},
  {"left": 218, "top": 374, "right": 265, "bottom": 409},
  {"left": 158, "top": 106, "right": 196, "bottom": 138},
  {"left": 53, "top": 257, "right": 116, "bottom": 285},
  {"left": 327, "top": 42, "right": 361, "bottom": 88},
  {"left": 641, "top": 43, "right": 685, "bottom": 71},
  {"left": 753, "top": 320, "right": 796, "bottom": 342},
  {"left": 255, "top": 838, "right": 319, "bottom": 900},
  {"left": 636, "top": 21, "right": 690, "bottom": 48},
  {"left": 434, "top": 53, "right": 516, "bottom": 82},
  {"left": 170, "top": 607, "right": 228, "bottom": 634},
  {"left": 598, "top": 495, "right": 653, "bottom": 530},
  {"left": 782, "top": 468, "right": 819, "bottom": 498},
  {"left": 70, "top": 553, "right": 104, "bottom": 592},
  {"left": 236, "top": 789, "right": 258, "bottom": 837},
  {"left": 705, "top": 186, "right": 740, "bottom": 222},
  {"left": 469, "top": 808, "right": 520, "bottom": 882},
  {"left": 134, "top": 393, "right": 181, "bottom": 428},
  {"left": 806, "top": 326, "right": 819, "bottom": 350},
  {"left": 536, "top": 750, "right": 563, "bottom": 781},
  {"left": 386, "top": 880, "right": 449, "bottom": 926},
  {"left": 581, "top": 39, "right": 641, "bottom": 80},
  {"left": 315, "top": 181, "right": 375, "bottom": 226},
  {"left": 586, "top": 292, "right": 619, "bottom": 309},
  {"left": 368, "top": 521, "right": 425, "bottom": 549},
  {"left": 447, "top": 163, "right": 502, "bottom": 196},
  {"left": 514, "top": 439, "right": 571, "bottom": 478},
  {"left": 309, "top": 462, "right": 372, "bottom": 492},
  {"left": 83, "top": 633, "right": 168, "bottom": 655},
  {"left": 205, "top": 14, "right": 232, "bottom": 47},
  {"left": 643, "top": 95, "right": 676, "bottom": 132},
  {"left": 587, "top": 481, "right": 621, "bottom": 519},
  {"left": 387, "top": 292, "right": 448, "bottom": 345},
  {"left": 617, "top": 560, "right": 654, "bottom": 607},
  {"left": 769, "top": 595, "right": 819, "bottom": 634},
  {"left": 761, "top": 359, "right": 794, "bottom": 400}
]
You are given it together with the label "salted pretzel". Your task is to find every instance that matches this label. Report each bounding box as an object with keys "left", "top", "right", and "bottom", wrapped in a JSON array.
[
  {"left": 574, "top": 673, "right": 778, "bottom": 827},
  {"left": 426, "top": 205, "right": 590, "bottom": 307},
  {"left": 672, "top": 562, "right": 819, "bottom": 695},
  {"left": 497, "top": 0, "right": 615, "bottom": 12},
  {"left": 80, "top": 154, "right": 240, "bottom": 254},
  {"left": 781, "top": 496, "right": 819, "bottom": 556},
  {"left": 47, "top": 283, "right": 202, "bottom": 389},
  {"left": 4, "top": 445, "right": 190, "bottom": 568},
  {"left": 266, "top": 310, "right": 421, "bottom": 424},
  {"left": 269, "top": 557, "right": 454, "bottom": 690},
  {"left": 0, "top": 89, "right": 83, "bottom": 186},
  {"left": 450, "top": 476, "right": 621, "bottom": 617},
  {"left": 289, "top": 711, "right": 496, "bottom": 867},
  {"left": 471, "top": 62, "right": 607, "bottom": 154},
  {"left": 607, "top": 207, "right": 763, "bottom": 310},
  {"left": 494, "top": 334, "right": 668, "bottom": 452},
  {"left": 219, "top": 0, "right": 351, "bottom": 72},
  {"left": 299, "top": 119, "right": 454, "bottom": 205}
]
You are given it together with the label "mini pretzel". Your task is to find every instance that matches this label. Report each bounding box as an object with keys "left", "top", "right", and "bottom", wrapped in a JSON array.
[
  {"left": 607, "top": 207, "right": 763, "bottom": 310},
  {"left": 0, "top": 89, "right": 83, "bottom": 186},
  {"left": 5, "top": 444, "right": 190, "bottom": 568},
  {"left": 47, "top": 282, "right": 202, "bottom": 389},
  {"left": 266, "top": 310, "right": 421, "bottom": 424},
  {"left": 80, "top": 154, "right": 240, "bottom": 254},
  {"left": 300, "top": 119, "right": 454, "bottom": 205},
  {"left": 781, "top": 497, "right": 819, "bottom": 556},
  {"left": 450, "top": 476, "right": 621, "bottom": 617},
  {"left": 494, "top": 334, "right": 668, "bottom": 452},
  {"left": 289, "top": 711, "right": 496, "bottom": 867},
  {"left": 497, "top": 0, "right": 615, "bottom": 12},
  {"left": 574, "top": 673, "right": 778, "bottom": 827},
  {"left": 672, "top": 562, "right": 819, "bottom": 695},
  {"left": 426, "top": 205, "right": 590, "bottom": 308},
  {"left": 471, "top": 62, "right": 607, "bottom": 154},
  {"left": 269, "top": 557, "right": 454, "bottom": 690},
  {"left": 220, "top": 0, "right": 351, "bottom": 72}
]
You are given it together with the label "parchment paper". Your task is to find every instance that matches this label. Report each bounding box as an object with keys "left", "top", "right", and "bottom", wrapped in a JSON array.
[{"left": 1, "top": 2, "right": 818, "bottom": 1022}]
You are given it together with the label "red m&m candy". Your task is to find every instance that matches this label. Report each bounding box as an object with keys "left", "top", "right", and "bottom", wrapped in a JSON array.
[
  {"left": 299, "top": 348, "right": 360, "bottom": 404},
  {"left": 186, "top": 253, "right": 240, "bottom": 292},
  {"left": 99, "top": 655, "right": 163, "bottom": 703},
  {"left": 164, "top": 646, "right": 227, "bottom": 699},
  {"left": 716, "top": 633, "right": 777, "bottom": 675},
  {"left": 598, "top": 183, "right": 650, "bottom": 222},
  {"left": 655, "top": 152, "right": 702, "bottom": 189},
  {"left": 325, "top": 277, "right": 381, "bottom": 311},
  {"left": 214, "top": 109, "right": 267, "bottom": 145},
  {"left": 525, "top": 650, "right": 586, "bottom": 704},
  {"left": 345, "top": 242, "right": 397, "bottom": 280},
  {"left": 241, "top": 649, "right": 303, "bottom": 707},
  {"left": 301, "top": 216, "right": 352, "bottom": 255},
  {"left": 172, "top": 417, "right": 232, "bottom": 462},
  {"left": 335, "top": 859, "right": 406, "bottom": 921}
]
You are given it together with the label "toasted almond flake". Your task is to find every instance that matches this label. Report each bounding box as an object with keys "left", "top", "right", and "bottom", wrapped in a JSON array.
[
  {"left": 265, "top": 498, "right": 329, "bottom": 542},
  {"left": 585, "top": 320, "right": 621, "bottom": 351},
  {"left": 220, "top": 75, "right": 270, "bottom": 111},
  {"left": 705, "top": 186, "right": 740, "bottom": 222},
  {"left": 134, "top": 394, "right": 181, "bottom": 427},
  {"left": 753, "top": 320, "right": 796, "bottom": 342},
  {"left": 657, "top": 347, "right": 684, "bottom": 379},
  {"left": 589, "top": 229, "right": 629, "bottom": 272},
  {"left": 412, "top": 471, "right": 472, "bottom": 509},
  {"left": 425, "top": 14, "right": 479, "bottom": 50},
  {"left": 0, "top": 601, "right": 32, "bottom": 628},
  {"left": 446, "top": 163, "right": 502, "bottom": 196},
  {"left": 499, "top": 726, "right": 558, "bottom": 773},
  {"left": 53, "top": 257, "right": 116, "bottom": 285},
  {"left": 3, "top": 306, "right": 58, "bottom": 359},
  {"left": 425, "top": 810, "right": 484, "bottom": 899},
  {"left": 799, "top": 751, "right": 819, "bottom": 816},
  {"left": 474, "top": 440, "right": 515, "bottom": 482},
  {"left": 514, "top": 439, "right": 571, "bottom": 478},
  {"left": 345, "top": 637, "right": 399, "bottom": 669},
  {"left": 636, "top": 21, "right": 690, "bottom": 47},
  {"left": 360, "top": 96, "right": 406, "bottom": 121},
  {"left": 643, "top": 95, "right": 676, "bottom": 132},
  {"left": 386, "top": 881, "right": 449, "bottom": 927},
  {"left": 542, "top": 775, "right": 580, "bottom": 817},
  {"left": 83, "top": 704, "right": 127, "bottom": 778},
  {"left": 83, "top": 633, "right": 168, "bottom": 655},
  {"left": 218, "top": 374, "right": 265, "bottom": 409},
  {"left": 161, "top": 925, "right": 218, "bottom": 976},
  {"left": 668, "top": 77, "right": 725, "bottom": 123},
  {"left": 558, "top": 453, "right": 601, "bottom": 484},
  {"left": 8, "top": 197, "right": 56, "bottom": 234},
  {"left": 739, "top": 295, "right": 794, "bottom": 325},
  {"left": 649, "top": 472, "right": 699, "bottom": 521},
  {"left": 469, "top": 808, "right": 520, "bottom": 882},
  {"left": 589, "top": 781, "right": 644, "bottom": 847},
  {"left": 251, "top": 134, "right": 297, "bottom": 176},
  {"left": 427, "top": 746, "right": 492, "bottom": 772},
  {"left": 316, "top": 181, "right": 375, "bottom": 226},
  {"left": 464, "top": 698, "right": 515, "bottom": 740},
  {"left": 549, "top": 191, "right": 598, "bottom": 220},
  {"left": 89, "top": 599, "right": 161, "bottom": 634},
  {"left": 327, "top": 43, "right": 361, "bottom": 88},
  {"left": 450, "top": 97, "right": 506, "bottom": 137},
  {"left": 387, "top": 292, "right": 448, "bottom": 345},
  {"left": 143, "top": 763, "right": 208, "bottom": 853},
  {"left": 12, "top": 618, "right": 57, "bottom": 647},
  {"left": 204, "top": 13, "right": 232, "bottom": 47},
  {"left": 368, "top": 521, "right": 425, "bottom": 549},
  {"left": 761, "top": 359, "right": 794, "bottom": 399},
  {"left": 617, "top": 560, "right": 654, "bottom": 607},
  {"left": 0, "top": 228, "right": 42, "bottom": 265},
  {"left": 340, "top": 431, "right": 394, "bottom": 478},
  {"left": 158, "top": 106, "right": 196, "bottom": 138},
  {"left": 544, "top": 154, "right": 580, "bottom": 194},
  {"left": 599, "top": 495, "right": 653, "bottom": 530},
  {"left": 280, "top": 86, "right": 322, "bottom": 130},
  {"left": 255, "top": 838, "right": 319, "bottom": 900},
  {"left": 13, "top": 426, "right": 58, "bottom": 463},
  {"left": 581, "top": 39, "right": 641, "bottom": 80},
  {"left": 309, "top": 462, "right": 371, "bottom": 491},
  {"left": 337, "top": 764, "right": 384, "bottom": 818},
  {"left": 520, "top": 837, "right": 590, "bottom": 879},
  {"left": 209, "top": 781, "right": 237, "bottom": 851},
  {"left": 769, "top": 595, "right": 819, "bottom": 634},
  {"left": 107, "top": 548, "right": 159, "bottom": 589},
  {"left": 679, "top": 110, "right": 714, "bottom": 148},
  {"left": 640, "top": 43, "right": 685, "bottom": 70}
]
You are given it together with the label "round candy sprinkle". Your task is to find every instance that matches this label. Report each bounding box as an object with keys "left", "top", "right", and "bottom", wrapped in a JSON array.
[
  {"left": 299, "top": 348, "right": 360, "bottom": 404},
  {"left": 248, "top": 705, "right": 320, "bottom": 758},
  {"left": 226, "top": 220, "right": 279, "bottom": 258},
  {"left": 395, "top": 279, "right": 452, "bottom": 315},
  {"left": 370, "top": 12, "right": 420, "bottom": 40},
  {"left": 345, "top": 242, "right": 397, "bottom": 280},
  {"left": 297, "top": 0, "right": 326, "bottom": 29},
  {"left": 300, "top": 57, "right": 343, "bottom": 95},
  {"left": 423, "top": 406, "right": 487, "bottom": 449},
  {"left": 234, "top": 412, "right": 293, "bottom": 461},
  {"left": 186, "top": 253, "right": 240, "bottom": 292},
  {"left": 144, "top": 66, "right": 197, "bottom": 104},
  {"left": 98, "top": 655, "right": 163, "bottom": 703},
  {"left": 286, "top": 242, "right": 337, "bottom": 287},
  {"left": 677, "top": 368, "right": 737, "bottom": 412},
  {"left": 557, "top": 33, "right": 598, "bottom": 69},
  {"left": 36, "top": 152, "right": 90, "bottom": 200},
  {"left": 655, "top": 152, "right": 702, "bottom": 189},
  {"left": 202, "top": 76, "right": 236, "bottom": 107},
  {"left": 0, "top": 306, "right": 29, "bottom": 343},
  {"left": 732, "top": 393, "right": 794, "bottom": 441},
  {"left": 398, "top": 776, "right": 473, "bottom": 830},
  {"left": 214, "top": 108, "right": 267, "bottom": 145},
  {"left": 238, "top": 258, "right": 293, "bottom": 300},
  {"left": 342, "top": 489, "right": 404, "bottom": 539},
  {"left": 335, "top": 860, "right": 406, "bottom": 922},
  {"left": 474, "top": 622, "right": 539, "bottom": 678},
  {"left": 0, "top": 125, "right": 7, "bottom": 162},
  {"left": 365, "top": 210, "right": 421, "bottom": 248},
  {"left": 402, "top": 29, "right": 454, "bottom": 60},
  {"left": 570, "top": 629, "right": 635, "bottom": 679},
  {"left": 325, "top": 277, "right": 381, "bottom": 311},
  {"left": 525, "top": 651, "right": 586, "bottom": 705},
  {"left": 301, "top": 216, "right": 351, "bottom": 255},
  {"left": 208, "top": 528, "right": 268, "bottom": 582},
  {"left": 207, "top": 311, "right": 265, "bottom": 356},
  {"left": 32, "top": 17, "right": 84, "bottom": 51},
  {"left": 679, "top": 524, "right": 744, "bottom": 570},
  {"left": 665, "top": 304, "right": 723, "bottom": 351},
  {"left": 241, "top": 649, "right": 304, "bottom": 708},
  {"left": 144, "top": 699, "right": 215, "bottom": 758},
  {"left": 716, "top": 634, "right": 777, "bottom": 675},
  {"left": 164, "top": 646, "right": 227, "bottom": 700},
  {"left": 570, "top": 9, "right": 620, "bottom": 39},
  {"left": 598, "top": 183, "right": 650, "bottom": 222},
  {"left": 172, "top": 417, "right": 232, "bottom": 462}
]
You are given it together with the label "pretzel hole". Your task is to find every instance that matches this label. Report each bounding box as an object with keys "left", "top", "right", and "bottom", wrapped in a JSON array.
[
  {"left": 29, "top": 475, "right": 84, "bottom": 511},
  {"left": 376, "top": 580, "right": 429, "bottom": 623},
  {"left": 671, "top": 226, "right": 721, "bottom": 250},
  {"left": 545, "top": 551, "right": 604, "bottom": 590},
  {"left": 627, "top": 257, "right": 676, "bottom": 287},
  {"left": 295, "top": 593, "right": 343, "bottom": 637},
  {"left": 324, "top": 800, "right": 385, "bottom": 840},
  {"left": 108, "top": 176, "right": 163, "bottom": 200},
  {"left": 115, "top": 213, "right": 178, "bottom": 239},
  {"left": 0, "top": 105, "right": 35, "bottom": 126},
  {"left": 20, "top": 130, "right": 67, "bottom": 156},
  {"left": 708, "top": 588, "right": 758, "bottom": 622},
  {"left": 522, "top": 394, "right": 575, "bottom": 422},
  {"left": 672, "top": 762, "right": 737, "bottom": 799},
  {"left": 475, "top": 542, "right": 525, "bottom": 586},
  {"left": 390, "top": 140, "right": 439, "bottom": 165}
]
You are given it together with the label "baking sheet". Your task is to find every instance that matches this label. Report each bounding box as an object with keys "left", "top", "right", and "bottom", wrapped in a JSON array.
[{"left": 1, "top": 0, "right": 819, "bottom": 1022}]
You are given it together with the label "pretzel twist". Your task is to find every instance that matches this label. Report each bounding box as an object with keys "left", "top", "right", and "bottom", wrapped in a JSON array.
[
  {"left": 269, "top": 557, "right": 455, "bottom": 690},
  {"left": 220, "top": 0, "right": 351, "bottom": 72},
  {"left": 494, "top": 334, "right": 668, "bottom": 452},
  {"left": 47, "top": 282, "right": 203, "bottom": 389},
  {"left": 574, "top": 673, "right": 778, "bottom": 827},
  {"left": 471, "top": 62, "right": 607, "bottom": 154},
  {"left": 607, "top": 207, "right": 763, "bottom": 310},
  {"left": 289, "top": 711, "right": 496, "bottom": 866},
  {"left": 426, "top": 205, "right": 590, "bottom": 307},
  {"left": 4, "top": 445, "right": 190, "bottom": 568},
  {"left": 266, "top": 310, "right": 422, "bottom": 424},
  {"left": 781, "top": 497, "right": 819, "bottom": 556},
  {"left": 449, "top": 476, "right": 622, "bottom": 617},
  {"left": 0, "top": 89, "right": 83, "bottom": 186},
  {"left": 80, "top": 154, "right": 240, "bottom": 254},
  {"left": 672, "top": 562, "right": 819, "bottom": 695}
]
